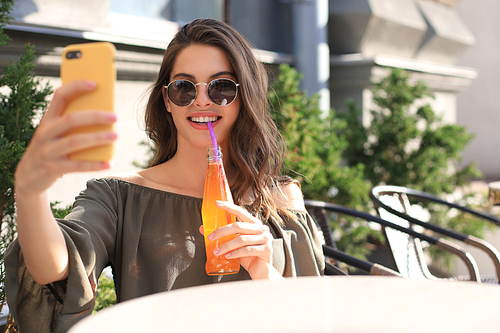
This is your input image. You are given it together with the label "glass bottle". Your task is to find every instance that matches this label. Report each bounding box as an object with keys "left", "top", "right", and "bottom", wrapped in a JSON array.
[{"left": 201, "top": 145, "right": 240, "bottom": 275}]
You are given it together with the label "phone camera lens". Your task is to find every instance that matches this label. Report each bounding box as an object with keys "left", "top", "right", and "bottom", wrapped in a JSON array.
[{"left": 66, "top": 51, "right": 82, "bottom": 59}]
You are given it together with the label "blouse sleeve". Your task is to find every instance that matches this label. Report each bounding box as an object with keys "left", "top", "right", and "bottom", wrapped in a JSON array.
[
  {"left": 5, "top": 178, "right": 118, "bottom": 333},
  {"left": 272, "top": 210, "right": 325, "bottom": 277}
]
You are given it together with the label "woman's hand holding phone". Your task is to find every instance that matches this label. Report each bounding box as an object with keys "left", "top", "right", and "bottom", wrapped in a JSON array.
[
  {"left": 14, "top": 80, "right": 118, "bottom": 285},
  {"left": 14, "top": 80, "right": 118, "bottom": 196},
  {"left": 12, "top": 42, "right": 118, "bottom": 286},
  {"left": 16, "top": 42, "right": 118, "bottom": 196}
]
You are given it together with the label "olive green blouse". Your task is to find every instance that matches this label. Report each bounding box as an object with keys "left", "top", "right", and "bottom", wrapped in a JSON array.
[{"left": 5, "top": 178, "right": 324, "bottom": 333}]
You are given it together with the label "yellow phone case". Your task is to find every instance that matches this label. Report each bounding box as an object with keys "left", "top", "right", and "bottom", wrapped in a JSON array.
[{"left": 60, "top": 42, "right": 116, "bottom": 162}]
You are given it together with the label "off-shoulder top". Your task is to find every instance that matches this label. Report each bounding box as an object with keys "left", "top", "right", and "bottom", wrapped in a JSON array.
[{"left": 5, "top": 178, "right": 325, "bottom": 333}]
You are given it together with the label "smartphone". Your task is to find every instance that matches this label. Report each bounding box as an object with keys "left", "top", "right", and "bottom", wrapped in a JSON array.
[{"left": 60, "top": 42, "right": 116, "bottom": 162}]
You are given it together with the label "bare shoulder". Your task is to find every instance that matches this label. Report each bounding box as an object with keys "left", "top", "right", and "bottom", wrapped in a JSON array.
[
  {"left": 103, "top": 166, "right": 189, "bottom": 195},
  {"left": 274, "top": 180, "right": 305, "bottom": 211},
  {"left": 103, "top": 171, "right": 146, "bottom": 185}
]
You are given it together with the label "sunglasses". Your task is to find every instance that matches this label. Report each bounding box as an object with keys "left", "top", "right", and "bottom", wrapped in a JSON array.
[{"left": 165, "top": 78, "right": 240, "bottom": 107}]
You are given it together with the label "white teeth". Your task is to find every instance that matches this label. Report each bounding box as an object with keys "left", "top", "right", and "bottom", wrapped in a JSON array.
[{"left": 189, "top": 116, "right": 219, "bottom": 123}]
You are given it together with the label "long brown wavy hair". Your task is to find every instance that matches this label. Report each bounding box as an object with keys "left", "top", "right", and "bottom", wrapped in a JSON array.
[{"left": 145, "top": 18, "right": 291, "bottom": 221}]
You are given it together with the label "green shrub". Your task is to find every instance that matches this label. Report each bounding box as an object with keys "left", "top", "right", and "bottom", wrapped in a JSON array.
[
  {"left": 269, "top": 64, "right": 371, "bottom": 208},
  {"left": 268, "top": 64, "right": 381, "bottom": 260},
  {"left": 93, "top": 274, "right": 117, "bottom": 313},
  {"left": 341, "top": 68, "right": 482, "bottom": 194},
  {"left": 340, "top": 67, "right": 494, "bottom": 270}
]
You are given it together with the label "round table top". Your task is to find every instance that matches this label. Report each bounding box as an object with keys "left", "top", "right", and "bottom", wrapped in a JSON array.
[{"left": 68, "top": 276, "right": 500, "bottom": 333}]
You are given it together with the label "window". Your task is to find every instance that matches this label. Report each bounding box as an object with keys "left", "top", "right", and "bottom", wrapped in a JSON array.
[{"left": 108, "top": 0, "right": 223, "bottom": 23}]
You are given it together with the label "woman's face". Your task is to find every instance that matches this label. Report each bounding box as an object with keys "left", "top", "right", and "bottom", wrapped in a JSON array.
[{"left": 162, "top": 44, "right": 240, "bottom": 152}]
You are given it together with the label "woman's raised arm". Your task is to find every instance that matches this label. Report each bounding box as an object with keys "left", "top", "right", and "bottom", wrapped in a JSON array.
[{"left": 14, "top": 80, "right": 117, "bottom": 285}]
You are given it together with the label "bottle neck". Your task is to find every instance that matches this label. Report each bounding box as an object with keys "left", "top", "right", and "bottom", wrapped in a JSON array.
[{"left": 206, "top": 145, "right": 222, "bottom": 163}]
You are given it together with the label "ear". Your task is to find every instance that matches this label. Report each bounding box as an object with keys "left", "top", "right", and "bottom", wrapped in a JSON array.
[{"left": 162, "top": 85, "right": 172, "bottom": 113}]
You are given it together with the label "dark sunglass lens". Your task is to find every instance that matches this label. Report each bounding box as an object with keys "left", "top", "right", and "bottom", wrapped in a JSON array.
[
  {"left": 208, "top": 79, "right": 237, "bottom": 106},
  {"left": 168, "top": 80, "right": 196, "bottom": 106}
]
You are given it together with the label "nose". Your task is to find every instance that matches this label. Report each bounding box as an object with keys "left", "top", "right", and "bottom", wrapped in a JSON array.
[{"left": 193, "top": 83, "right": 213, "bottom": 107}]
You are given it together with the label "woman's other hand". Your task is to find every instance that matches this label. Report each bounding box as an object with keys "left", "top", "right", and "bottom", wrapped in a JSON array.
[{"left": 207, "top": 201, "right": 284, "bottom": 281}]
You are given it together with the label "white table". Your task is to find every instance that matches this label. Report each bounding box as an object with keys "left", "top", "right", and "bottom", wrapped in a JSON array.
[{"left": 69, "top": 276, "right": 500, "bottom": 333}]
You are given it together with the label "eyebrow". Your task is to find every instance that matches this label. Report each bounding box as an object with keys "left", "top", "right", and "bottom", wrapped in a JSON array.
[{"left": 172, "top": 71, "right": 236, "bottom": 81}]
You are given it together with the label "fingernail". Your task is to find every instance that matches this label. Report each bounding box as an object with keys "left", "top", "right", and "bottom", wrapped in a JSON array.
[
  {"left": 208, "top": 233, "right": 214, "bottom": 241},
  {"left": 101, "top": 162, "right": 112, "bottom": 169},
  {"left": 213, "top": 248, "right": 220, "bottom": 255},
  {"left": 106, "top": 113, "right": 117, "bottom": 121},
  {"left": 85, "top": 81, "right": 97, "bottom": 88},
  {"left": 225, "top": 252, "right": 231, "bottom": 258},
  {"left": 107, "top": 132, "right": 118, "bottom": 139}
]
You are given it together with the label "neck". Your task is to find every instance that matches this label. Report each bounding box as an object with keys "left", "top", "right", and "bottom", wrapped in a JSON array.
[
  {"left": 161, "top": 140, "right": 236, "bottom": 197},
  {"left": 170, "top": 144, "right": 208, "bottom": 188}
]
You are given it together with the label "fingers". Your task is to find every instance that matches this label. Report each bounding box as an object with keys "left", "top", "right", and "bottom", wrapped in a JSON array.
[
  {"left": 42, "top": 128, "right": 117, "bottom": 159},
  {"left": 44, "top": 110, "right": 117, "bottom": 140},
  {"left": 15, "top": 144, "right": 113, "bottom": 195},
  {"left": 14, "top": 81, "right": 118, "bottom": 195},
  {"left": 37, "top": 159, "right": 113, "bottom": 178},
  {"left": 215, "top": 200, "right": 260, "bottom": 224},
  {"left": 214, "top": 233, "right": 273, "bottom": 260},
  {"left": 204, "top": 202, "right": 281, "bottom": 280},
  {"left": 208, "top": 201, "right": 273, "bottom": 262},
  {"left": 37, "top": 102, "right": 117, "bottom": 149},
  {"left": 42, "top": 80, "right": 97, "bottom": 122},
  {"left": 208, "top": 218, "right": 269, "bottom": 244},
  {"left": 28, "top": 110, "right": 117, "bottom": 164}
]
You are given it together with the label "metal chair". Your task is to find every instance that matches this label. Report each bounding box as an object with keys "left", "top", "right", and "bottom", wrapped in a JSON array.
[
  {"left": 370, "top": 185, "right": 500, "bottom": 284},
  {"left": 304, "top": 200, "right": 481, "bottom": 281},
  {"left": 305, "top": 200, "right": 402, "bottom": 277}
]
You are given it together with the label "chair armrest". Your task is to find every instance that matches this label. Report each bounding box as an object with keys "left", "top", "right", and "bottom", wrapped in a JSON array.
[{"left": 435, "top": 238, "right": 480, "bottom": 282}]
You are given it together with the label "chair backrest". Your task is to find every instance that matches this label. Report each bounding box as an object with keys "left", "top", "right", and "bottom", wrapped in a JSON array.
[
  {"left": 305, "top": 200, "right": 407, "bottom": 278},
  {"left": 305, "top": 199, "right": 482, "bottom": 281},
  {"left": 374, "top": 192, "right": 433, "bottom": 280},
  {"left": 371, "top": 185, "right": 500, "bottom": 283},
  {"left": 305, "top": 200, "right": 480, "bottom": 281},
  {"left": 304, "top": 204, "right": 336, "bottom": 248}
]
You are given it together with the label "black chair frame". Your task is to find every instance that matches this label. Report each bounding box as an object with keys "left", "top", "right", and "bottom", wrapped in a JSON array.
[
  {"left": 305, "top": 199, "right": 481, "bottom": 282},
  {"left": 371, "top": 185, "right": 500, "bottom": 284}
]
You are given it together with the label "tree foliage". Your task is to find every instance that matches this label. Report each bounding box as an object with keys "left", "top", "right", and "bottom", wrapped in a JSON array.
[
  {"left": 268, "top": 64, "right": 381, "bottom": 260},
  {"left": 340, "top": 67, "right": 492, "bottom": 270},
  {"left": 341, "top": 67, "right": 482, "bottom": 194},
  {"left": 92, "top": 274, "right": 117, "bottom": 313},
  {"left": 268, "top": 64, "right": 370, "bottom": 208}
]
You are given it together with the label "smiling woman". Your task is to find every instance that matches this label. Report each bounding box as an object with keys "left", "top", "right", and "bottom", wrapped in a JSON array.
[
  {"left": 5, "top": 18, "right": 325, "bottom": 333},
  {"left": 160, "top": 44, "right": 240, "bottom": 156}
]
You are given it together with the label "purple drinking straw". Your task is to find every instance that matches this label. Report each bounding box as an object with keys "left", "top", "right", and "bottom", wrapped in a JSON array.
[{"left": 207, "top": 121, "right": 220, "bottom": 162}]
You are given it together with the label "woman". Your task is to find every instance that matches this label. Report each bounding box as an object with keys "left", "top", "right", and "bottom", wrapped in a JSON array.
[{"left": 6, "top": 18, "right": 324, "bottom": 332}]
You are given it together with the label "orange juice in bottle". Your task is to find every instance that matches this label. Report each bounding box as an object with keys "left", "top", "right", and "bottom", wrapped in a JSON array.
[{"left": 201, "top": 145, "right": 240, "bottom": 275}]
